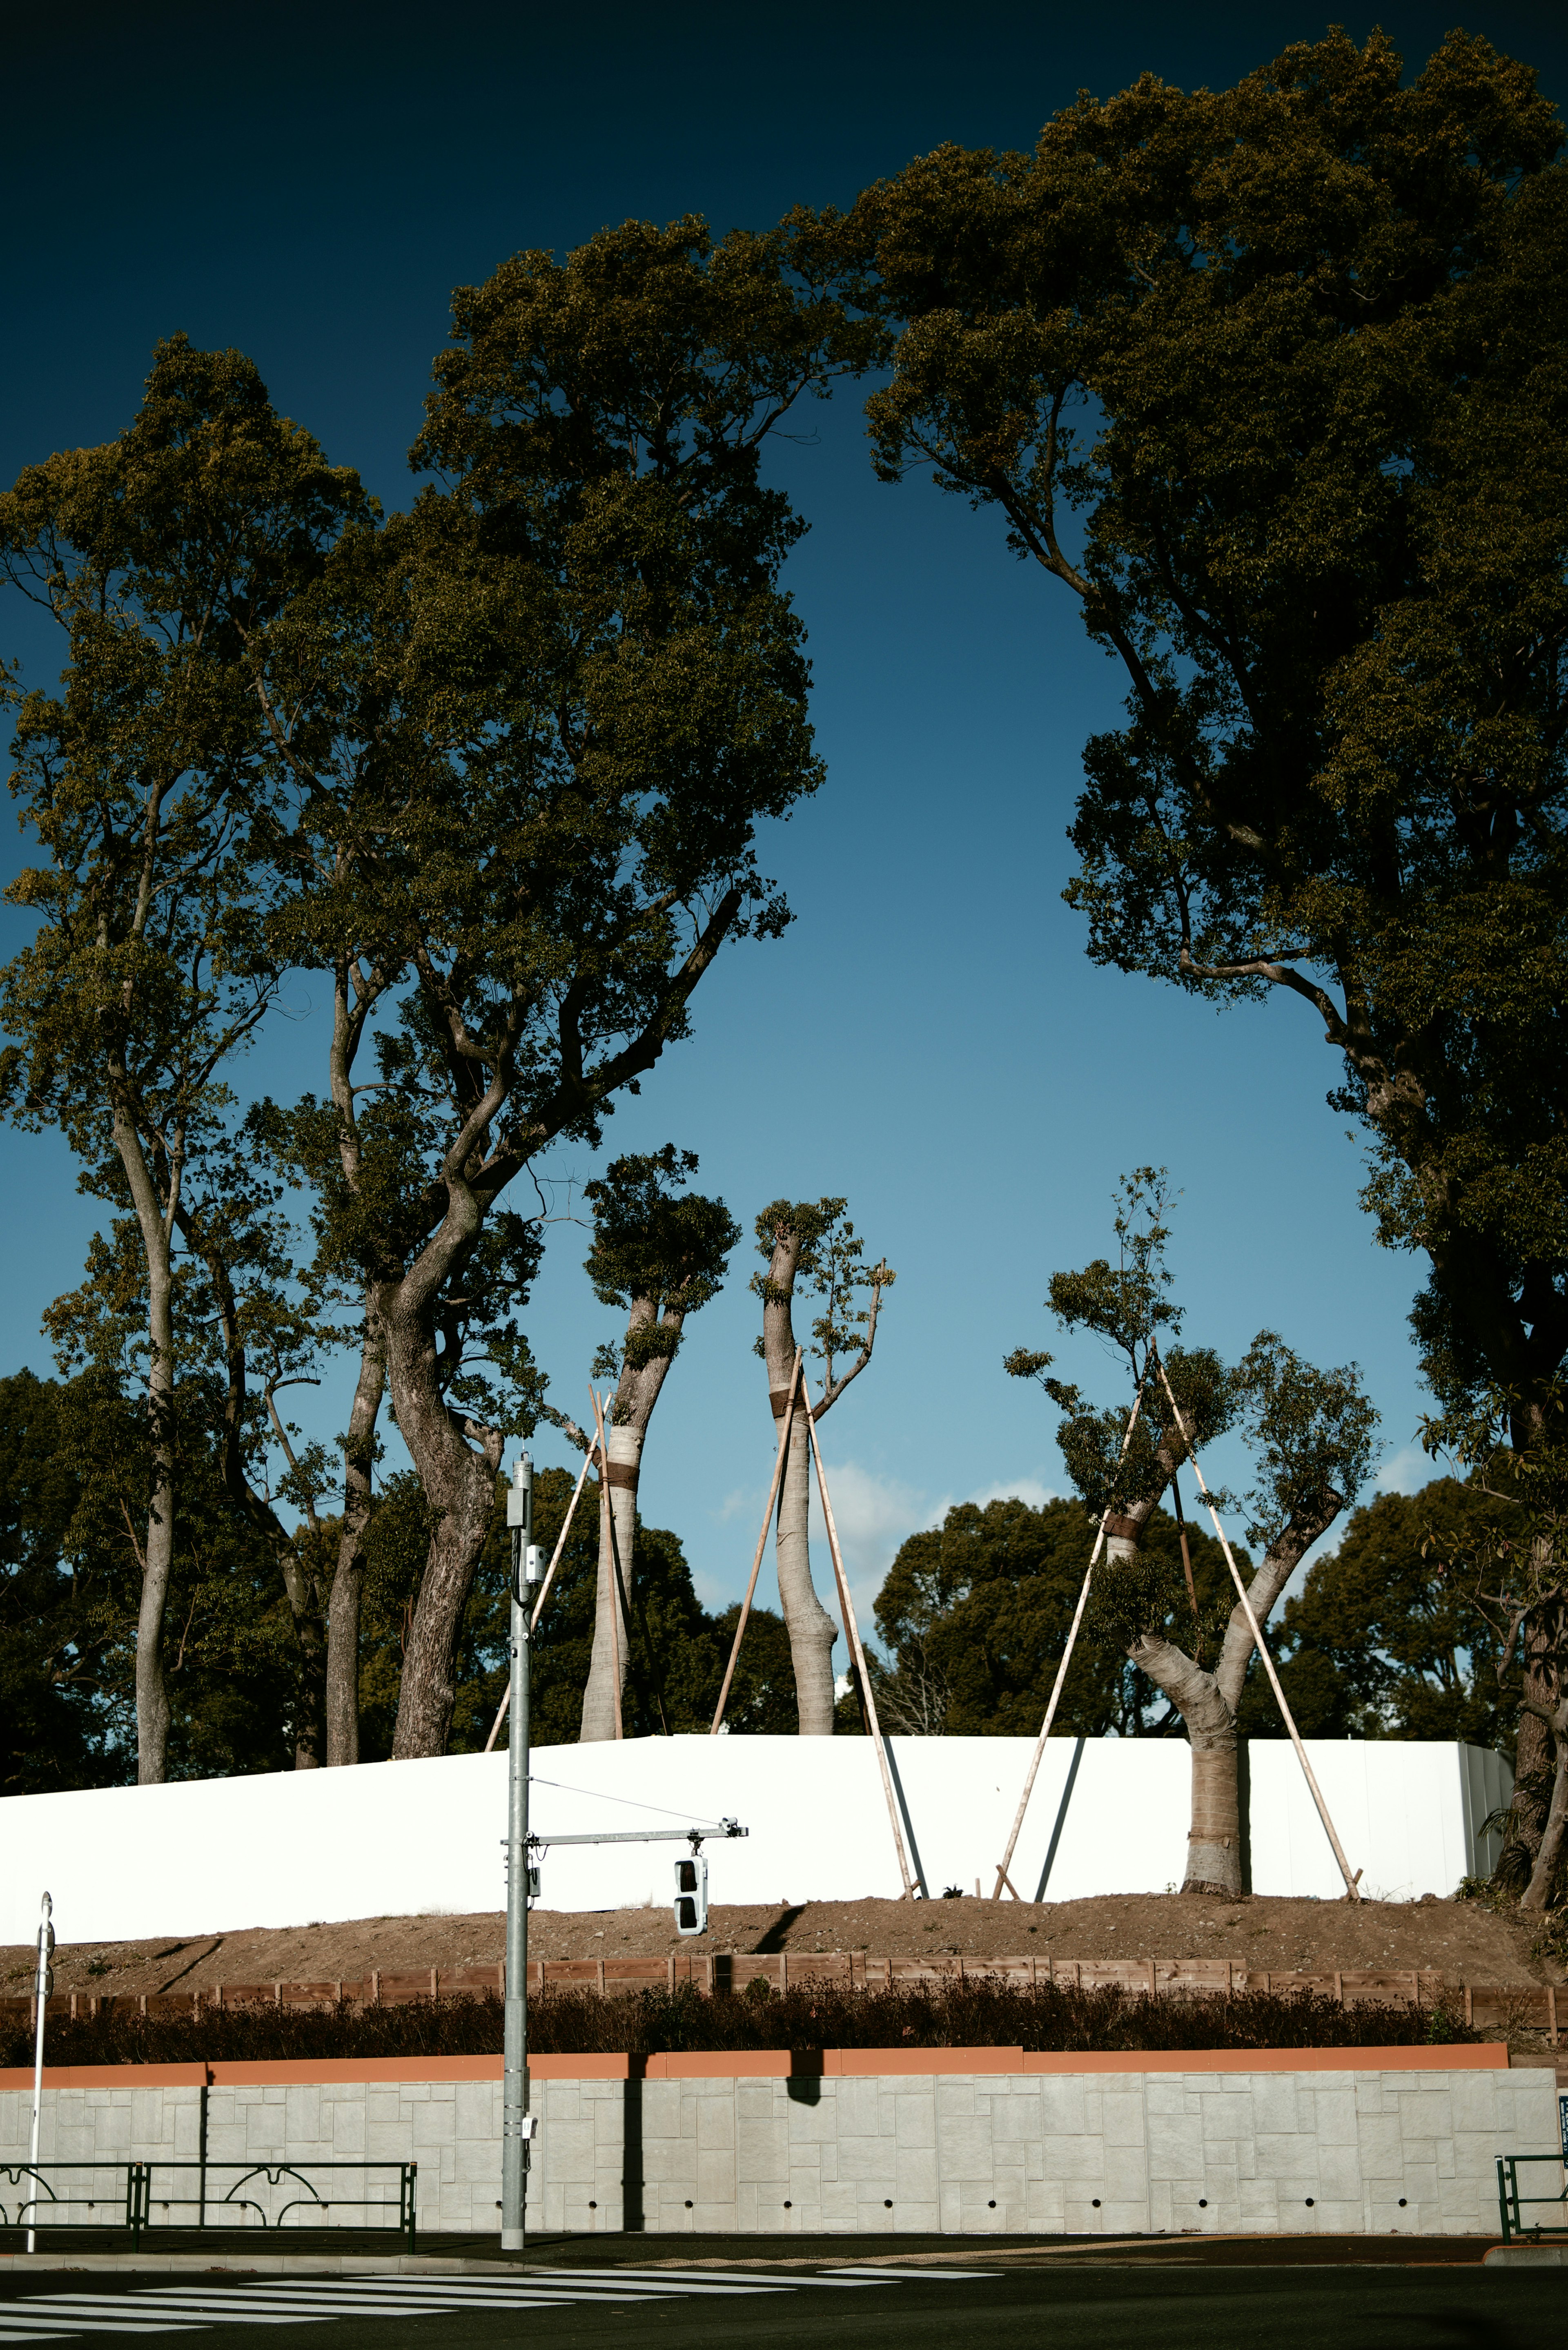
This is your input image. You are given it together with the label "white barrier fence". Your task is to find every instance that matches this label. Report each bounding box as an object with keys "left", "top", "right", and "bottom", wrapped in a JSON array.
[{"left": 0, "top": 1737, "right": 1510, "bottom": 1946}]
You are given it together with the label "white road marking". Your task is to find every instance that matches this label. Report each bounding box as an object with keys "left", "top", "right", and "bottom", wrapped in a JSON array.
[
  {"left": 515, "top": 2272, "right": 788, "bottom": 2294},
  {"left": 832, "top": 2266, "right": 998, "bottom": 2280},
  {"left": 0, "top": 2259, "right": 995, "bottom": 2341}
]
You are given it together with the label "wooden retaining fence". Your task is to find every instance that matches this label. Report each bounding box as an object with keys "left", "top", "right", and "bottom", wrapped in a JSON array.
[{"left": 1, "top": 1955, "right": 1558, "bottom": 2042}]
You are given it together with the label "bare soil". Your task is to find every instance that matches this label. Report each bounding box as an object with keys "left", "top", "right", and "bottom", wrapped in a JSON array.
[{"left": 3, "top": 1891, "right": 1557, "bottom": 1999}]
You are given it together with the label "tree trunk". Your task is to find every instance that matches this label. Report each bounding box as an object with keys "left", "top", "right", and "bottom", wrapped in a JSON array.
[
  {"left": 759, "top": 1226, "right": 837, "bottom": 1733},
  {"left": 776, "top": 1407, "right": 838, "bottom": 1734},
  {"left": 383, "top": 1287, "right": 501, "bottom": 1759},
  {"left": 579, "top": 1299, "right": 685, "bottom": 1741},
  {"left": 110, "top": 1087, "right": 178, "bottom": 1788},
  {"left": 1499, "top": 1587, "right": 1562, "bottom": 1891},
  {"left": 1118, "top": 1487, "right": 1337, "bottom": 1898},
  {"left": 136, "top": 1242, "right": 176, "bottom": 1785},
  {"left": 1520, "top": 1701, "right": 1568, "bottom": 1912},
  {"left": 1127, "top": 1627, "right": 1245, "bottom": 1896},
  {"left": 278, "top": 1548, "right": 326, "bottom": 1768},
  {"left": 580, "top": 1422, "right": 643, "bottom": 1741},
  {"left": 325, "top": 1312, "right": 386, "bottom": 1767}
]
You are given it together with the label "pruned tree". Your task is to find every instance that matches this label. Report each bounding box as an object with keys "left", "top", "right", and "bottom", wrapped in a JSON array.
[
  {"left": 823, "top": 25, "right": 1568, "bottom": 1853},
  {"left": 753, "top": 1198, "right": 895, "bottom": 1733},
  {"left": 548, "top": 1144, "right": 739, "bottom": 1741},
  {"left": 1009, "top": 1170, "right": 1378, "bottom": 1895},
  {"left": 0, "top": 339, "right": 363, "bottom": 1779},
  {"left": 251, "top": 217, "right": 867, "bottom": 1758}
]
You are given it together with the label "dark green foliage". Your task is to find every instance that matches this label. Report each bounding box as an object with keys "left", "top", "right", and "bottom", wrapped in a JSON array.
[
  {"left": 0, "top": 1980, "right": 1474, "bottom": 2067},
  {"left": 357, "top": 1464, "right": 792, "bottom": 1749},
  {"left": 872, "top": 1494, "right": 1239, "bottom": 1738},
  {"left": 842, "top": 30, "right": 1568, "bottom": 1447},
  {"left": 0, "top": 1364, "right": 323, "bottom": 1785},
  {"left": 582, "top": 1146, "right": 739, "bottom": 1373},
  {"left": 710, "top": 1601, "right": 800, "bottom": 1735},
  {"left": 0, "top": 1369, "right": 101, "bottom": 1793},
  {"left": 1261, "top": 1480, "right": 1520, "bottom": 1745}
]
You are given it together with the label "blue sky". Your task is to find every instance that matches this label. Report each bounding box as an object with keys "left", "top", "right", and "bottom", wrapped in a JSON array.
[{"left": 4, "top": 0, "right": 1564, "bottom": 1625}]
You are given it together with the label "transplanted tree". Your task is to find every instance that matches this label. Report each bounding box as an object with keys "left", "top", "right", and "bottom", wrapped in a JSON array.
[
  {"left": 753, "top": 1199, "right": 895, "bottom": 1733},
  {"left": 826, "top": 26, "right": 1568, "bottom": 1874},
  {"left": 1008, "top": 1171, "right": 1379, "bottom": 1896},
  {"left": 0, "top": 340, "right": 363, "bottom": 1779},
  {"left": 252, "top": 218, "right": 870, "bottom": 1759},
  {"left": 549, "top": 1144, "right": 739, "bottom": 1741}
]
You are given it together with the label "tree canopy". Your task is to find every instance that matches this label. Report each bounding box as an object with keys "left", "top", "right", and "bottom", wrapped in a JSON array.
[{"left": 831, "top": 27, "right": 1568, "bottom": 1453}]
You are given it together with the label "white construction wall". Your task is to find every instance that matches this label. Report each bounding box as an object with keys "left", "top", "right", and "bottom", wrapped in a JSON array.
[{"left": 0, "top": 1737, "right": 1510, "bottom": 1946}]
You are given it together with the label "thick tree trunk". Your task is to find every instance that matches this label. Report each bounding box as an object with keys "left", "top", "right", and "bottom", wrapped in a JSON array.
[
  {"left": 759, "top": 1228, "right": 837, "bottom": 1733},
  {"left": 1520, "top": 1701, "right": 1568, "bottom": 1912},
  {"left": 382, "top": 1286, "right": 501, "bottom": 1759},
  {"left": 580, "top": 1298, "right": 685, "bottom": 1741},
  {"left": 580, "top": 1422, "right": 643, "bottom": 1741},
  {"left": 136, "top": 1245, "right": 176, "bottom": 1785},
  {"left": 776, "top": 1409, "right": 838, "bottom": 1734},
  {"left": 325, "top": 1313, "right": 386, "bottom": 1767},
  {"left": 278, "top": 1548, "right": 326, "bottom": 1768},
  {"left": 111, "top": 1089, "right": 178, "bottom": 1788},
  {"left": 1117, "top": 1486, "right": 1338, "bottom": 1898},
  {"left": 1499, "top": 1577, "right": 1562, "bottom": 1890}
]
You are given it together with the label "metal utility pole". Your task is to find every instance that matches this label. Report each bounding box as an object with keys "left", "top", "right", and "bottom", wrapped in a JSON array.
[
  {"left": 27, "top": 1891, "right": 53, "bottom": 2254},
  {"left": 501, "top": 1454, "right": 541, "bottom": 2253}
]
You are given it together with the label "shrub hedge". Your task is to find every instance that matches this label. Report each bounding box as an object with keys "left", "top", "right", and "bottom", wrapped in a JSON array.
[{"left": 0, "top": 1977, "right": 1477, "bottom": 2069}]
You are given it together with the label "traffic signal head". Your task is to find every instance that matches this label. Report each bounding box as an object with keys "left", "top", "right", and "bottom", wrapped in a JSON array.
[{"left": 673, "top": 1850, "right": 708, "bottom": 1936}]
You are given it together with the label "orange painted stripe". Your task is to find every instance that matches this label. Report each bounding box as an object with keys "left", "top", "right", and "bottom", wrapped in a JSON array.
[{"left": 0, "top": 2042, "right": 1509, "bottom": 2091}]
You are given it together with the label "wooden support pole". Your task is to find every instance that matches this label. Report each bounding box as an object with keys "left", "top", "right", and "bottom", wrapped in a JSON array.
[
  {"left": 711, "top": 1350, "right": 803, "bottom": 1733},
  {"left": 484, "top": 1435, "right": 600, "bottom": 1752},
  {"left": 1153, "top": 1353, "right": 1363, "bottom": 1904},
  {"left": 804, "top": 1400, "right": 919, "bottom": 1901},
  {"left": 1170, "top": 1472, "right": 1199, "bottom": 1624},
  {"left": 992, "top": 1380, "right": 1149, "bottom": 1897}
]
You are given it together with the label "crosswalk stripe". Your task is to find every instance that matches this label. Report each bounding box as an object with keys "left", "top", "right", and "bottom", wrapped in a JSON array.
[
  {"left": 515, "top": 2272, "right": 787, "bottom": 2295},
  {"left": 833, "top": 2266, "right": 998, "bottom": 2281}
]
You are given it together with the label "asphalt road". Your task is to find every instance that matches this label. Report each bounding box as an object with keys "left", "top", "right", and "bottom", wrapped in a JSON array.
[{"left": 0, "top": 2250, "right": 1561, "bottom": 2350}]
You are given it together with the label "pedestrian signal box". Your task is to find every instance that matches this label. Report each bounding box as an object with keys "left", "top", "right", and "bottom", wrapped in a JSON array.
[{"left": 673, "top": 1851, "right": 708, "bottom": 1936}]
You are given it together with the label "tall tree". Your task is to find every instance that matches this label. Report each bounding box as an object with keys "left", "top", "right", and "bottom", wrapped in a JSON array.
[
  {"left": 1009, "top": 1171, "right": 1378, "bottom": 1895},
  {"left": 0, "top": 340, "right": 363, "bottom": 1779},
  {"left": 753, "top": 1199, "right": 895, "bottom": 1732},
  {"left": 250, "top": 218, "right": 866, "bottom": 1760},
  {"left": 550, "top": 1144, "right": 739, "bottom": 1742},
  {"left": 827, "top": 26, "right": 1568, "bottom": 1853}
]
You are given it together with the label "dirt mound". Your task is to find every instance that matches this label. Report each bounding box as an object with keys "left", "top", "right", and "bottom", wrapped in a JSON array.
[{"left": 2, "top": 1890, "right": 1555, "bottom": 2000}]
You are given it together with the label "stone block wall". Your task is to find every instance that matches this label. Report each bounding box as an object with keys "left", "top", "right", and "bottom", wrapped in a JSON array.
[{"left": 2, "top": 2064, "right": 1558, "bottom": 2238}]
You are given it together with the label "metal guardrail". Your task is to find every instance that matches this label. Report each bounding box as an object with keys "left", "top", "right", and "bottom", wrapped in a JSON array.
[
  {"left": 1496, "top": 2153, "right": 1568, "bottom": 2244},
  {"left": 0, "top": 2159, "right": 416, "bottom": 2251}
]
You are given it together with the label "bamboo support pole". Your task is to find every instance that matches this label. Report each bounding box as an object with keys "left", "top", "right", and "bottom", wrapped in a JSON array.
[
  {"left": 710, "top": 1349, "right": 803, "bottom": 1733},
  {"left": 991, "top": 1380, "right": 1149, "bottom": 1897},
  {"left": 590, "top": 1386, "right": 626, "bottom": 1740},
  {"left": 1153, "top": 1353, "right": 1362, "bottom": 1903},
  {"left": 1170, "top": 1472, "right": 1199, "bottom": 1625},
  {"left": 804, "top": 1402, "right": 918, "bottom": 1901},
  {"left": 484, "top": 1436, "right": 600, "bottom": 1752}
]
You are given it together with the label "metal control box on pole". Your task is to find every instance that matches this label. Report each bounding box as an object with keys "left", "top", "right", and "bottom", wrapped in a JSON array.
[{"left": 500, "top": 1455, "right": 541, "bottom": 2252}]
